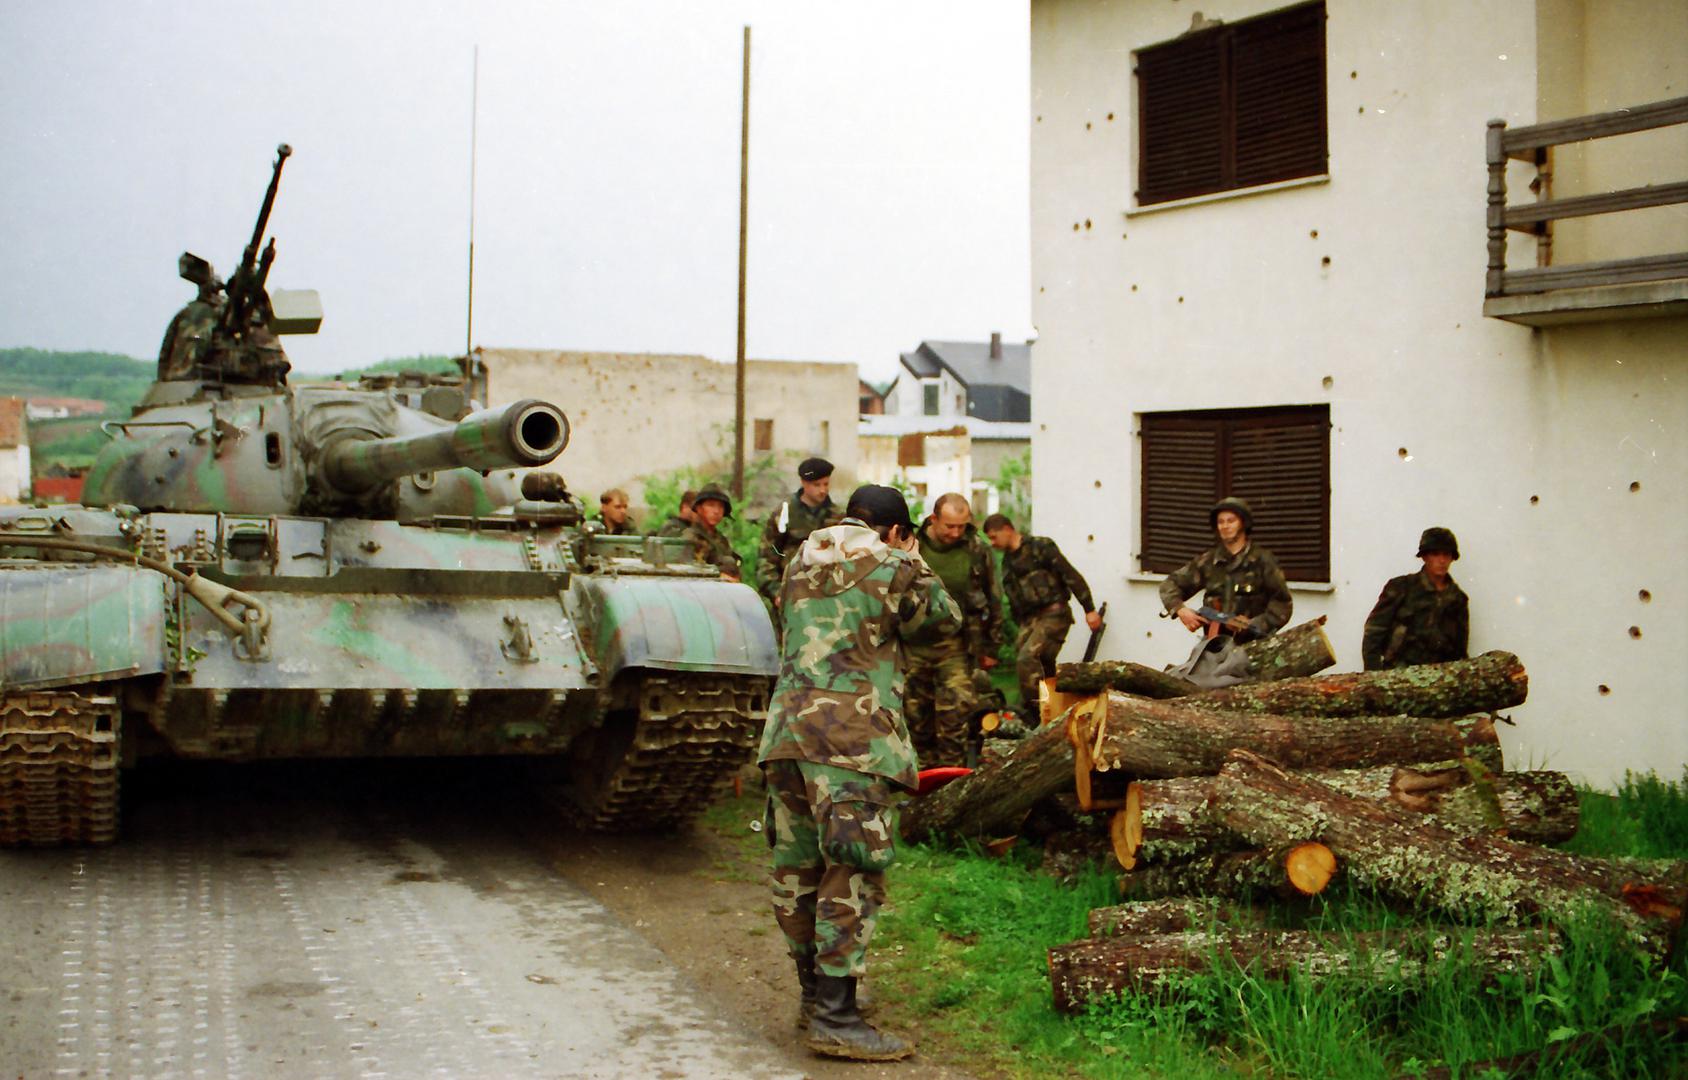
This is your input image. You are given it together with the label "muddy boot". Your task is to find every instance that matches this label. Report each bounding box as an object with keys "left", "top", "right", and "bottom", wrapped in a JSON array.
[
  {"left": 806, "top": 973, "right": 912, "bottom": 1061},
  {"left": 793, "top": 954, "right": 818, "bottom": 1030}
]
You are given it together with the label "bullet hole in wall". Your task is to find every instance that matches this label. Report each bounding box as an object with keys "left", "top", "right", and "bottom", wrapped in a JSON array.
[
  {"left": 1630, "top": 481, "right": 1641, "bottom": 492},
  {"left": 1131, "top": 284, "right": 1138, "bottom": 291},
  {"left": 1321, "top": 255, "right": 1332, "bottom": 266},
  {"left": 1085, "top": 219, "right": 1093, "bottom": 230},
  {"left": 1094, "top": 479, "right": 1103, "bottom": 488},
  {"left": 1358, "top": 106, "right": 1365, "bottom": 114},
  {"left": 1322, "top": 375, "right": 1334, "bottom": 389},
  {"left": 1086, "top": 122, "right": 1092, "bottom": 130},
  {"left": 1072, "top": 223, "right": 1080, "bottom": 232},
  {"left": 1107, "top": 112, "right": 1115, "bottom": 121},
  {"left": 1088, "top": 534, "right": 1095, "bottom": 542},
  {"left": 1629, "top": 626, "right": 1642, "bottom": 639},
  {"left": 1350, "top": 71, "right": 1357, "bottom": 79},
  {"left": 1598, "top": 684, "right": 1611, "bottom": 696},
  {"left": 1178, "top": 296, "right": 1185, "bottom": 303},
  {"left": 1639, "top": 589, "right": 1651, "bottom": 602},
  {"left": 1310, "top": 229, "right": 1319, "bottom": 238},
  {"left": 1530, "top": 495, "right": 1539, "bottom": 505},
  {"left": 1398, "top": 447, "right": 1410, "bottom": 459}
]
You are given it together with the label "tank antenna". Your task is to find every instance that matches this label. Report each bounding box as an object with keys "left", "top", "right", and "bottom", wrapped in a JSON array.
[{"left": 465, "top": 44, "right": 480, "bottom": 364}]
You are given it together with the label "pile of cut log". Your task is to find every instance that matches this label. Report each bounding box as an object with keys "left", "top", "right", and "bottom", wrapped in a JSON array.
[{"left": 896, "top": 617, "right": 1688, "bottom": 1014}]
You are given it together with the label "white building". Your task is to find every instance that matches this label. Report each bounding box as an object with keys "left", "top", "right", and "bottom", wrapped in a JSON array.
[
  {"left": 1029, "top": 0, "right": 1687, "bottom": 786},
  {"left": 0, "top": 398, "right": 29, "bottom": 503}
]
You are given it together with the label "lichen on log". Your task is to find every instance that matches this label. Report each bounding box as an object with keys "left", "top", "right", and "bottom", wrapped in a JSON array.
[
  {"left": 1209, "top": 750, "right": 1686, "bottom": 951},
  {"left": 1238, "top": 616, "right": 1337, "bottom": 682},
  {"left": 1054, "top": 661, "right": 1197, "bottom": 698},
  {"left": 1116, "top": 843, "right": 1335, "bottom": 902},
  {"left": 1048, "top": 926, "right": 1560, "bottom": 1012},
  {"left": 1086, "top": 897, "right": 1255, "bottom": 937},
  {"left": 1184, "top": 651, "right": 1528, "bottom": 718},
  {"left": 1077, "top": 690, "right": 1500, "bottom": 780}
]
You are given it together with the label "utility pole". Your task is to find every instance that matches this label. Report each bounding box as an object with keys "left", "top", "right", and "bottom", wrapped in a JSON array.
[
  {"left": 465, "top": 45, "right": 479, "bottom": 364},
  {"left": 733, "top": 25, "right": 751, "bottom": 501}
]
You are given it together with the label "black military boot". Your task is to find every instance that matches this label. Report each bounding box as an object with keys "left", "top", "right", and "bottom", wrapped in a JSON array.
[
  {"left": 806, "top": 973, "right": 912, "bottom": 1061},
  {"left": 794, "top": 953, "right": 818, "bottom": 1030}
]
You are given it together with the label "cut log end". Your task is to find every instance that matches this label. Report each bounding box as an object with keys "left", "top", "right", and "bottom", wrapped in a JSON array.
[
  {"left": 1112, "top": 788, "right": 1143, "bottom": 870},
  {"left": 1285, "top": 841, "right": 1338, "bottom": 896}
]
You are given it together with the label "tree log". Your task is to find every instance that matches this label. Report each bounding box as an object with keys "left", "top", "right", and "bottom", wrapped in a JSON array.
[
  {"left": 1053, "top": 618, "right": 1337, "bottom": 699},
  {"left": 1239, "top": 616, "right": 1337, "bottom": 682},
  {"left": 1087, "top": 897, "right": 1257, "bottom": 937},
  {"left": 1075, "top": 690, "right": 1502, "bottom": 780},
  {"left": 1116, "top": 844, "right": 1336, "bottom": 902},
  {"left": 1054, "top": 661, "right": 1197, "bottom": 698},
  {"left": 1210, "top": 750, "right": 1688, "bottom": 951},
  {"left": 1048, "top": 926, "right": 1559, "bottom": 1012},
  {"left": 1184, "top": 651, "right": 1528, "bottom": 718},
  {"left": 1116, "top": 764, "right": 1577, "bottom": 868},
  {"left": 901, "top": 711, "right": 1075, "bottom": 842}
]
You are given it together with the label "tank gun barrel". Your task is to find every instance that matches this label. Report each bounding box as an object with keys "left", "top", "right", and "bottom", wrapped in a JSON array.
[{"left": 322, "top": 399, "right": 569, "bottom": 494}]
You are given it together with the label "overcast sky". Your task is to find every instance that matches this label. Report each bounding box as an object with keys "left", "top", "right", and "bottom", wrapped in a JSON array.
[{"left": 0, "top": 0, "right": 1032, "bottom": 381}]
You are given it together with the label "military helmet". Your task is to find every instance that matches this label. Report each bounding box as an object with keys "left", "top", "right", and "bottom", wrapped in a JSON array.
[
  {"left": 693, "top": 484, "right": 733, "bottom": 517},
  {"left": 1209, "top": 496, "right": 1254, "bottom": 532},
  {"left": 1417, "top": 526, "right": 1459, "bottom": 559}
]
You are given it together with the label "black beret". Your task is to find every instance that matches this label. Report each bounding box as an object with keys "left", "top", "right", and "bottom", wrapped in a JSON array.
[
  {"left": 844, "top": 484, "right": 913, "bottom": 532},
  {"left": 797, "top": 457, "right": 835, "bottom": 481}
]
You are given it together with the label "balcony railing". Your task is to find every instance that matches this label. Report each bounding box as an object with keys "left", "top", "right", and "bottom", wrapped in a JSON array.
[{"left": 1485, "top": 95, "right": 1688, "bottom": 312}]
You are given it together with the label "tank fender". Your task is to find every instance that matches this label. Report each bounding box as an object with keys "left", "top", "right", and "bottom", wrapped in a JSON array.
[
  {"left": 0, "top": 565, "right": 169, "bottom": 691},
  {"left": 569, "top": 576, "right": 777, "bottom": 683}
]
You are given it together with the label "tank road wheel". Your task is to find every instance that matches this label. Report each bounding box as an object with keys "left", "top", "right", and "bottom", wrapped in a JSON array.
[
  {"left": 565, "top": 671, "right": 769, "bottom": 832},
  {"left": 0, "top": 688, "right": 122, "bottom": 847}
]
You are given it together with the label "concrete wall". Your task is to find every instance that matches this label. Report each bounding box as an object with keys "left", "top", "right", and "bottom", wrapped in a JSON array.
[
  {"left": 1029, "top": 0, "right": 1687, "bottom": 786},
  {"left": 479, "top": 349, "right": 858, "bottom": 521},
  {"left": 0, "top": 447, "right": 29, "bottom": 503}
]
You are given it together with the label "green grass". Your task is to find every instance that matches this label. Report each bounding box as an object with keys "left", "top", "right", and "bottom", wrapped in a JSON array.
[{"left": 702, "top": 769, "right": 1688, "bottom": 1078}]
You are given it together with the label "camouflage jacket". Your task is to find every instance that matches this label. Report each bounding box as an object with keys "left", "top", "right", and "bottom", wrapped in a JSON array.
[
  {"left": 157, "top": 298, "right": 222, "bottom": 381},
  {"left": 655, "top": 514, "right": 690, "bottom": 538},
  {"left": 916, "top": 520, "right": 1005, "bottom": 659},
  {"left": 1158, "top": 540, "right": 1293, "bottom": 636},
  {"left": 1362, "top": 570, "right": 1469, "bottom": 670},
  {"left": 1001, "top": 535, "right": 1095, "bottom": 623},
  {"left": 757, "top": 520, "right": 960, "bottom": 790},
  {"left": 756, "top": 493, "right": 843, "bottom": 602},
  {"left": 682, "top": 522, "right": 742, "bottom": 578}
]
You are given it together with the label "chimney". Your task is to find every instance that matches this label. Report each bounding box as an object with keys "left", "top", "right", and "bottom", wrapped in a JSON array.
[{"left": 990, "top": 331, "right": 1002, "bottom": 361}]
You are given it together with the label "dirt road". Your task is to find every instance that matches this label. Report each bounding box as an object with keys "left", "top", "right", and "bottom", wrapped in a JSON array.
[{"left": 0, "top": 761, "right": 968, "bottom": 1079}]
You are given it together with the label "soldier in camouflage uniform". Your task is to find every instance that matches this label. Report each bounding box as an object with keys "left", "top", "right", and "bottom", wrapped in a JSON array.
[
  {"left": 756, "top": 457, "right": 843, "bottom": 618},
  {"left": 1159, "top": 496, "right": 1293, "bottom": 641},
  {"left": 655, "top": 489, "right": 698, "bottom": 537},
  {"left": 1362, "top": 527, "right": 1469, "bottom": 670},
  {"left": 594, "top": 488, "right": 634, "bottom": 535},
  {"left": 758, "top": 484, "right": 957, "bottom": 1061},
  {"left": 907, "top": 493, "right": 1004, "bottom": 766},
  {"left": 680, "top": 486, "right": 742, "bottom": 580},
  {"left": 983, "top": 513, "right": 1101, "bottom": 714},
  {"left": 157, "top": 254, "right": 226, "bottom": 381}
]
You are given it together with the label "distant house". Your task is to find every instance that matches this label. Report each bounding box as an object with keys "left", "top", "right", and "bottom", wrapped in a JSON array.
[
  {"left": 24, "top": 396, "right": 107, "bottom": 421},
  {"left": 0, "top": 398, "right": 30, "bottom": 503},
  {"left": 858, "top": 380, "right": 886, "bottom": 416},
  {"left": 859, "top": 333, "right": 1032, "bottom": 516}
]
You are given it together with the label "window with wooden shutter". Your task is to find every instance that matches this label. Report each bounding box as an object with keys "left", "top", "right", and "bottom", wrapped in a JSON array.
[
  {"left": 1139, "top": 405, "right": 1330, "bottom": 582},
  {"left": 1136, "top": 2, "right": 1327, "bottom": 206}
]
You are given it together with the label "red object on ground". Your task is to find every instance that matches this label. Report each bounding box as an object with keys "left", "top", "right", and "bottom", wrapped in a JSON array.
[{"left": 915, "top": 767, "right": 972, "bottom": 797}]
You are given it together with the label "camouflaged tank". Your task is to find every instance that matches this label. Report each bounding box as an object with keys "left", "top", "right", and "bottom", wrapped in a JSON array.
[{"left": 0, "top": 146, "right": 776, "bottom": 846}]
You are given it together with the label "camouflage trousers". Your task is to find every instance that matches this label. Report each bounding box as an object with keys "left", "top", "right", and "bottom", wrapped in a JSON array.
[
  {"left": 762, "top": 759, "right": 898, "bottom": 979},
  {"left": 1013, "top": 607, "right": 1073, "bottom": 715},
  {"left": 904, "top": 637, "right": 978, "bottom": 769}
]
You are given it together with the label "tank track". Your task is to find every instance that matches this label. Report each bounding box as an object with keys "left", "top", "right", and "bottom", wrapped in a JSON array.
[
  {"left": 0, "top": 689, "right": 121, "bottom": 847},
  {"left": 570, "top": 671, "right": 769, "bottom": 832}
]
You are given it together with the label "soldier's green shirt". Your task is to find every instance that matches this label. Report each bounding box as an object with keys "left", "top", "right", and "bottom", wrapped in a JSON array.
[
  {"left": 1158, "top": 540, "right": 1293, "bottom": 636},
  {"left": 757, "top": 520, "right": 960, "bottom": 791},
  {"left": 594, "top": 515, "right": 634, "bottom": 535},
  {"left": 681, "top": 522, "right": 743, "bottom": 578},
  {"left": 1000, "top": 535, "right": 1095, "bottom": 624},
  {"left": 916, "top": 520, "right": 1005, "bottom": 659},
  {"left": 1362, "top": 569, "right": 1469, "bottom": 670},
  {"left": 756, "top": 493, "right": 843, "bottom": 602}
]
